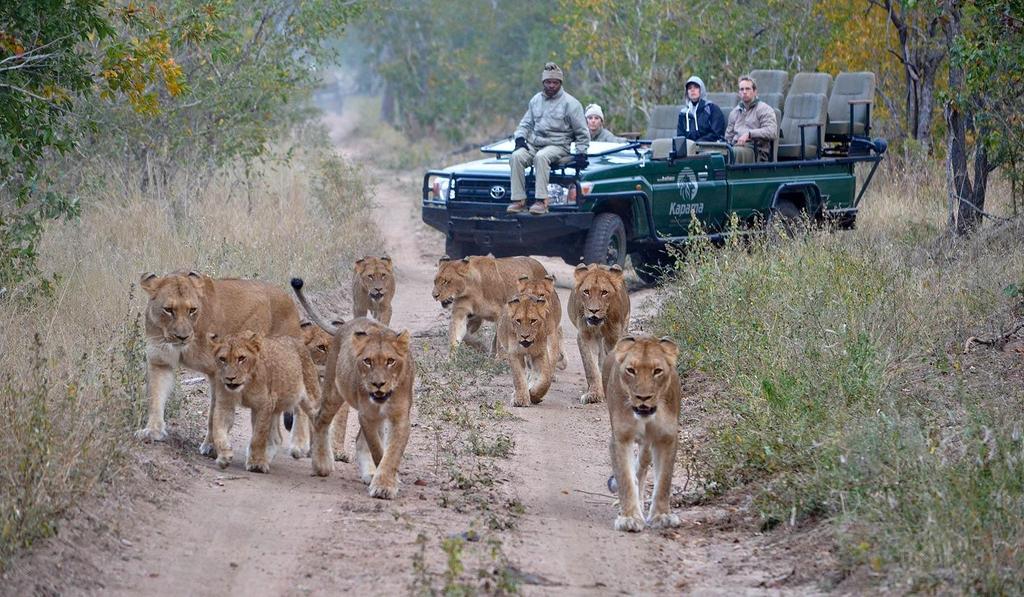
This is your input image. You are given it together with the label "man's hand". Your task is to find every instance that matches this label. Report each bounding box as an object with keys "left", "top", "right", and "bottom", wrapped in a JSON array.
[
  {"left": 514, "top": 137, "right": 528, "bottom": 150},
  {"left": 735, "top": 133, "right": 750, "bottom": 145},
  {"left": 573, "top": 153, "right": 588, "bottom": 170}
]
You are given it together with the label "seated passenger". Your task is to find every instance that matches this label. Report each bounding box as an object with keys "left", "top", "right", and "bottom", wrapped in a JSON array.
[
  {"left": 676, "top": 76, "right": 725, "bottom": 142},
  {"left": 724, "top": 75, "right": 779, "bottom": 162},
  {"left": 585, "top": 104, "right": 626, "bottom": 143}
]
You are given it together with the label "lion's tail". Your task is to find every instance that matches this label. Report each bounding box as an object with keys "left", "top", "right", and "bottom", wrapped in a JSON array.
[{"left": 290, "top": 278, "right": 339, "bottom": 335}]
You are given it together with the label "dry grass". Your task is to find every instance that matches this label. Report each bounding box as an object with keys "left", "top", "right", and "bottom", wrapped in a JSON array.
[
  {"left": 0, "top": 129, "right": 381, "bottom": 565},
  {"left": 654, "top": 159, "right": 1024, "bottom": 593}
]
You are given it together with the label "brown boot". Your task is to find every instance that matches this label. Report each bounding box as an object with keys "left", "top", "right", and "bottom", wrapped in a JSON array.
[
  {"left": 528, "top": 200, "right": 549, "bottom": 215},
  {"left": 506, "top": 201, "right": 526, "bottom": 214}
]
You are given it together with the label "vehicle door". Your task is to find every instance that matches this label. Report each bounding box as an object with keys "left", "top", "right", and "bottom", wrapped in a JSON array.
[{"left": 648, "top": 155, "right": 728, "bottom": 236}]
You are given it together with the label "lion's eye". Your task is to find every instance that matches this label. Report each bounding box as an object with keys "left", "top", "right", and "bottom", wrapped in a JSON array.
[
  {"left": 529, "top": 318, "right": 538, "bottom": 325},
  {"left": 162, "top": 307, "right": 173, "bottom": 316},
  {"left": 583, "top": 289, "right": 590, "bottom": 295},
  {"left": 654, "top": 368, "right": 663, "bottom": 376},
  {"left": 188, "top": 307, "right": 198, "bottom": 316},
  {"left": 626, "top": 367, "right": 636, "bottom": 375},
  {"left": 237, "top": 356, "right": 245, "bottom": 364},
  {"left": 515, "top": 319, "right": 523, "bottom": 325},
  {"left": 218, "top": 356, "right": 227, "bottom": 363},
  {"left": 317, "top": 345, "right": 327, "bottom": 353},
  {"left": 363, "top": 357, "right": 372, "bottom": 366},
  {"left": 601, "top": 290, "right": 608, "bottom": 296},
  {"left": 386, "top": 358, "right": 396, "bottom": 367}
]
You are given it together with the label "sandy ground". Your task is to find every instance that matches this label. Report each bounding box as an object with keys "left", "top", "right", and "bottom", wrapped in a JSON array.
[{"left": 2, "top": 108, "right": 832, "bottom": 596}]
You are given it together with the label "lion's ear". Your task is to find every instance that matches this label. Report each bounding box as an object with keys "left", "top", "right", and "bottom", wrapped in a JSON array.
[
  {"left": 140, "top": 272, "right": 160, "bottom": 297},
  {"left": 381, "top": 256, "right": 393, "bottom": 271},
  {"left": 507, "top": 295, "right": 521, "bottom": 305},
  {"left": 300, "top": 321, "right": 313, "bottom": 328},
  {"left": 658, "top": 337, "right": 679, "bottom": 366},
  {"left": 187, "top": 270, "right": 202, "bottom": 279},
  {"left": 394, "top": 330, "right": 411, "bottom": 355},
  {"left": 330, "top": 319, "right": 345, "bottom": 327},
  {"left": 516, "top": 276, "right": 529, "bottom": 293},
  {"left": 438, "top": 255, "right": 451, "bottom": 264},
  {"left": 354, "top": 258, "right": 366, "bottom": 274},
  {"left": 614, "top": 336, "right": 636, "bottom": 363},
  {"left": 573, "top": 263, "right": 590, "bottom": 284},
  {"left": 531, "top": 295, "right": 546, "bottom": 304},
  {"left": 518, "top": 275, "right": 530, "bottom": 282},
  {"left": 544, "top": 274, "right": 555, "bottom": 282},
  {"left": 607, "top": 264, "right": 624, "bottom": 277},
  {"left": 461, "top": 256, "right": 471, "bottom": 262}
]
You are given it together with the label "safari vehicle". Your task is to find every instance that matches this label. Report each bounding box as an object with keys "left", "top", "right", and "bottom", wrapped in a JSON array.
[{"left": 421, "top": 71, "right": 887, "bottom": 281}]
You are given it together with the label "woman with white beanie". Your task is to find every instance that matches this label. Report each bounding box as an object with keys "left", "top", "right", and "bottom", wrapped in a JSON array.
[{"left": 585, "top": 103, "right": 626, "bottom": 142}]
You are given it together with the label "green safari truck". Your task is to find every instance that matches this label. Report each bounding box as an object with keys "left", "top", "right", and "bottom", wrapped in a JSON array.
[{"left": 421, "top": 135, "right": 886, "bottom": 281}]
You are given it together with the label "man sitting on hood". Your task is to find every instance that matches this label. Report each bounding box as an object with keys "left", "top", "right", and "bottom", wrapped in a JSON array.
[{"left": 676, "top": 76, "right": 726, "bottom": 142}]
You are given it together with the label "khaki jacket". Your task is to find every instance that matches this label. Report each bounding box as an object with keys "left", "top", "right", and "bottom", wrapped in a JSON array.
[
  {"left": 515, "top": 89, "right": 590, "bottom": 153},
  {"left": 591, "top": 127, "right": 625, "bottom": 143},
  {"left": 725, "top": 99, "right": 778, "bottom": 161}
]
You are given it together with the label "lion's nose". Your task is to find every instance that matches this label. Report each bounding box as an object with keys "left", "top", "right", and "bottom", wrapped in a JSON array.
[
  {"left": 174, "top": 333, "right": 190, "bottom": 342},
  {"left": 371, "top": 381, "right": 385, "bottom": 390},
  {"left": 635, "top": 394, "right": 653, "bottom": 402}
]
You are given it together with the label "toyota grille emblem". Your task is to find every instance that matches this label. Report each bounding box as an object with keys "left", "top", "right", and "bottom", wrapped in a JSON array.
[{"left": 489, "top": 185, "right": 507, "bottom": 200}]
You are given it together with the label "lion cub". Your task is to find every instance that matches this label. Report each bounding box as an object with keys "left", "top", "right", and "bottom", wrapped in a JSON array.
[
  {"left": 496, "top": 294, "right": 559, "bottom": 407},
  {"left": 604, "top": 335, "right": 682, "bottom": 532},
  {"left": 208, "top": 331, "right": 319, "bottom": 473},
  {"left": 352, "top": 256, "right": 395, "bottom": 325},
  {"left": 289, "top": 322, "right": 350, "bottom": 461},
  {"left": 568, "top": 263, "right": 630, "bottom": 404},
  {"left": 292, "top": 278, "right": 415, "bottom": 500},
  {"left": 432, "top": 255, "right": 548, "bottom": 351}
]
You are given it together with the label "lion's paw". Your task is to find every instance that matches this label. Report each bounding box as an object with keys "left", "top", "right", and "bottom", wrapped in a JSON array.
[
  {"left": 215, "top": 453, "right": 233, "bottom": 470},
  {"left": 134, "top": 426, "right": 168, "bottom": 442},
  {"left": 648, "top": 512, "right": 681, "bottom": 529},
  {"left": 556, "top": 354, "right": 567, "bottom": 371},
  {"left": 290, "top": 446, "right": 310, "bottom": 459},
  {"left": 246, "top": 460, "right": 270, "bottom": 474},
  {"left": 511, "top": 393, "right": 530, "bottom": 408},
  {"left": 368, "top": 480, "right": 398, "bottom": 500},
  {"left": 333, "top": 450, "right": 350, "bottom": 463},
  {"left": 580, "top": 391, "right": 604, "bottom": 405},
  {"left": 311, "top": 457, "right": 333, "bottom": 477},
  {"left": 199, "top": 441, "right": 216, "bottom": 457},
  {"left": 614, "top": 515, "right": 645, "bottom": 533}
]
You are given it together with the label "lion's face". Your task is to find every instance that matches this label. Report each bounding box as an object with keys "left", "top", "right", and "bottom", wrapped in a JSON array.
[
  {"left": 612, "top": 336, "right": 679, "bottom": 418},
  {"left": 432, "top": 257, "right": 470, "bottom": 309},
  {"left": 505, "top": 294, "right": 549, "bottom": 348},
  {"left": 141, "top": 271, "right": 205, "bottom": 345},
  {"left": 516, "top": 274, "right": 556, "bottom": 300},
  {"left": 573, "top": 264, "right": 625, "bottom": 326},
  {"left": 352, "top": 327, "right": 411, "bottom": 404},
  {"left": 211, "top": 331, "right": 262, "bottom": 393},
  {"left": 355, "top": 256, "right": 393, "bottom": 302},
  {"left": 301, "top": 322, "right": 333, "bottom": 369}
]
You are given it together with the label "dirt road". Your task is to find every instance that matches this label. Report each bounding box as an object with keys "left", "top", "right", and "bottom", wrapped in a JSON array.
[{"left": 5, "top": 110, "right": 821, "bottom": 596}]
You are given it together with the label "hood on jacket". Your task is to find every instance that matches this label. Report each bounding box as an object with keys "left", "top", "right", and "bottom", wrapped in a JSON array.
[{"left": 684, "top": 76, "right": 707, "bottom": 104}]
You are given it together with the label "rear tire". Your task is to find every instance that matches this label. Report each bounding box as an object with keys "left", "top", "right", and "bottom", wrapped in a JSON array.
[
  {"left": 769, "top": 199, "right": 805, "bottom": 239},
  {"left": 583, "top": 213, "right": 627, "bottom": 268},
  {"left": 630, "top": 249, "right": 671, "bottom": 284}
]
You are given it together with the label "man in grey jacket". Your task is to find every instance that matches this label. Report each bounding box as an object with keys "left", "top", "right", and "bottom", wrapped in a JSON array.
[
  {"left": 724, "top": 75, "right": 778, "bottom": 162},
  {"left": 509, "top": 62, "right": 590, "bottom": 215}
]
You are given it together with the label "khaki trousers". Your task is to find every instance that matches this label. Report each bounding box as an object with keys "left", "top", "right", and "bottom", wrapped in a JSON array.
[{"left": 510, "top": 144, "right": 569, "bottom": 202}]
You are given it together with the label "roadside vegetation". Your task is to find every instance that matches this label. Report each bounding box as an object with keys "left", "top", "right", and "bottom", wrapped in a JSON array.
[
  {"left": 652, "top": 162, "right": 1024, "bottom": 593},
  {"left": 0, "top": 0, "right": 372, "bottom": 566}
]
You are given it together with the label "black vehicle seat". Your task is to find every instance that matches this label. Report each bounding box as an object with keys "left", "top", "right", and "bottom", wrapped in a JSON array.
[
  {"left": 646, "top": 104, "right": 683, "bottom": 140},
  {"left": 826, "top": 72, "right": 875, "bottom": 140},
  {"left": 778, "top": 93, "right": 827, "bottom": 160}
]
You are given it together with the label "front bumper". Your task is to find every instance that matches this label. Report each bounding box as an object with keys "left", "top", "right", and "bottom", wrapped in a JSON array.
[{"left": 423, "top": 204, "right": 593, "bottom": 255}]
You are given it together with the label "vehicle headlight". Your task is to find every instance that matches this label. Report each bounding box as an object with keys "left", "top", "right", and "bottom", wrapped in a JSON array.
[
  {"left": 427, "top": 175, "right": 452, "bottom": 203},
  {"left": 546, "top": 183, "right": 578, "bottom": 206}
]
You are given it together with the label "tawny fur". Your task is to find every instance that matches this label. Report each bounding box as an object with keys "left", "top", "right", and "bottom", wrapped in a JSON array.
[
  {"left": 567, "top": 264, "right": 631, "bottom": 404},
  {"left": 431, "top": 255, "right": 548, "bottom": 351},
  {"left": 352, "top": 256, "right": 395, "bottom": 326},
  {"left": 291, "top": 322, "right": 350, "bottom": 461},
  {"left": 496, "top": 294, "right": 559, "bottom": 407},
  {"left": 604, "top": 335, "right": 683, "bottom": 532},
  {"left": 137, "top": 271, "right": 302, "bottom": 457},
  {"left": 515, "top": 274, "right": 567, "bottom": 370},
  {"left": 208, "top": 331, "right": 320, "bottom": 474}
]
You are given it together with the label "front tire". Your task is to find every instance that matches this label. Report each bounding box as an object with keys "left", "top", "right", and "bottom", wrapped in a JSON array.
[{"left": 583, "top": 213, "right": 627, "bottom": 267}]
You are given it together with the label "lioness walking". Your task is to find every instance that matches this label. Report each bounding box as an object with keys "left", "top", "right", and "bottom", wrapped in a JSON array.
[{"left": 568, "top": 263, "right": 630, "bottom": 404}]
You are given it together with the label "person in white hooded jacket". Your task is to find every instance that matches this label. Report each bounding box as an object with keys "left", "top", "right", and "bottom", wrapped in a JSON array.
[{"left": 675, "top": 75, "right": 726, "bottom": 142}]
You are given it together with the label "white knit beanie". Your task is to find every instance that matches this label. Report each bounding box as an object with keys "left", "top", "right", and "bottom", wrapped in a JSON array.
[
  {"left": 585, "top": 104, "right": 604, "bottom": 120},
  {"left": 541, "top": 62, "right": 564, "bottom": 83}
]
